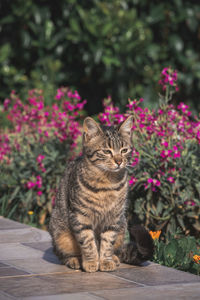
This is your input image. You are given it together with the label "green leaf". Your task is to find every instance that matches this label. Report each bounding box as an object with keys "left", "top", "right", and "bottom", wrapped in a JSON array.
[{"left": 9, "top": 186, "right": 20, "bottom": 203}]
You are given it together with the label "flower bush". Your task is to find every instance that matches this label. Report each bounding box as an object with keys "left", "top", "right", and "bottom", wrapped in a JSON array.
[
  {"left": 99, "top": 67, "right": 200, "bottom": 238},
  {"left": 152, "top": 230, "right": 200, "bottom": 276},
  {"left": 0, "top": 88, "right": 86, "bottom": 228},
  {"left": 0, "top": 67, "right": 200, "bottom": 240},
  {"left": 0, "top": 67, "right": 200, "bottom": 275}
]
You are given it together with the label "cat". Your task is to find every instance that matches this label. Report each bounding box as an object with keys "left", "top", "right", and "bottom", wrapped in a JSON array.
[{"left": 49, "top": 116, "right": 154, "bottom": 272}]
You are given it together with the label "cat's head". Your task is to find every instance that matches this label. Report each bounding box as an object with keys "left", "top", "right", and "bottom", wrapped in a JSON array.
[{"left": 82, "top": 116, "right": 133, "bottom": 172}]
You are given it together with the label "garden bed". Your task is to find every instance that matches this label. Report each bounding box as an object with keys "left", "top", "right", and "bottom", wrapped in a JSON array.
[{"left": 0, "top": 68, "right": 200, "bottom": 276}]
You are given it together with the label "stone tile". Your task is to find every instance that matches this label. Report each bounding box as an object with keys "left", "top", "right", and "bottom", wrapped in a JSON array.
[
  {"left": 3, "top": 259, "right": 155, "bottom": 276},
  {"left": 119, "top": 261, "right": 156, "bottom": 269},
  {"left": 22, "top": 241, "right": 58, "bottom": 261},
  {"left": 22, "top": 292, "right": 104, "bottom": 300},
  {"left": 113, "top": 264, "right": 200, "bottom": 286},
  {"left": 0, "top": 291, "right": 14, "bottom": 300},
  {"left": 0, "top": 276, "right": 48, "bottom": 298},
  {"left": 5, "top": 257, "right": 72, "bottom": 274},
  {"left": 0, "top": 266, "right": 29, "bottom": 277},
  {"left": 0, "top": 262, "right": 10, "bottom": 268},
  {"left": 0, "top": 227, "right": 50, "bottom": 244},
  {"left": 0, "top": 243, "right": 48, "bottom": 261},
  {"left": 0, "top": 272, "right": 140, "bottom": 298},
  {"left": 22, "top": 241, "right": 53, "bottom": 253},
  {"left": 0, "top": 216, "right": 29, "bottom": 230},
  {"left": 93, "top": 282, "right": 200, "bottom": 300}
]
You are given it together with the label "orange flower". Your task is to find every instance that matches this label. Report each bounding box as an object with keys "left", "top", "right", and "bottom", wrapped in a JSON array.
[
  {"left": 193, "top": 255, "right": 200, "bottom": 264},
  {"left": 149, "top": 230, "right": 161, "bottom": 240}
]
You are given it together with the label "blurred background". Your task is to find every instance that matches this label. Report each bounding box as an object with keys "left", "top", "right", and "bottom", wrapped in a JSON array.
[{"left": 0, "top": 0, "right": 200, "bottom": 115}]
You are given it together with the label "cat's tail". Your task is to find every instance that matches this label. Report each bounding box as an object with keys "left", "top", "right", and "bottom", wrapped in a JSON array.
[{"left": 120, "top": 225, "right": 154, "bottom": 265}]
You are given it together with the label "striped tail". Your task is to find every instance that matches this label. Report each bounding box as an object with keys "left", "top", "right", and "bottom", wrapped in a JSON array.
[{"left": 120, "top": 225, "right": 154, "bottom": 265}]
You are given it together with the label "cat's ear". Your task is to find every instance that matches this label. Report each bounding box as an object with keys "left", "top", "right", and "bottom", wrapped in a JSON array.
[
  {"left": 118, "top": 115, "right": 133, "bottom": 138},
  {"left": 83, "top": 117, "right": 102, "bottom": 141}
]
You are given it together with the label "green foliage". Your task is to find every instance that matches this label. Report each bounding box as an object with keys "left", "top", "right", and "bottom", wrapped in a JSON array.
[
  {"left": 153, "top": 231, "right": 200, "bottom": 275},
  {"left": 0, "top": 0, "right": 200, "bottom": 112}
]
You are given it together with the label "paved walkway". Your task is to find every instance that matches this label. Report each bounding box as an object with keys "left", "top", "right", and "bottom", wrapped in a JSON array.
[{"left": 0, "top": 216, "right": 200, "bottom": 300}]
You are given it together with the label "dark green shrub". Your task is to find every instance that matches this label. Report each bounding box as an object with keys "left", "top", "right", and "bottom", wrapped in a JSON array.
[
  {"left": 0, "top": 0, "right": 200, "bottom": 113},
  {"left": 151, "top": 230, "right": 200, "bottom": 276}
]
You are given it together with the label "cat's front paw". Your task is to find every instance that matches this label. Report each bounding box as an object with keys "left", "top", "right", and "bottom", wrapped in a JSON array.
[
  {"left": 112, "top": 255, "right": 120, "bottom": 266},
  {"left": 82, "top": 260, "right": 99, "bottom": 273},
  {"left": 66, "top": 257, "right": 81, "bottom": 269},
  {"left": 99, "top": 259, "right": 117, "bottom": 272}
]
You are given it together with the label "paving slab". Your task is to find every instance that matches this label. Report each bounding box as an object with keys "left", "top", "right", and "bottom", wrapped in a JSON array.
[
  {"left": 4, "top": 257, "right": 65, "bottom": 274},
  {"left": 0, "top": 243, "right": 51, "bottom": 261},
  {"left": 22, "top": 292, "right": 104, "bottom": 300},
  {"left": 113, "top": 263, "right": 200, "bottom": 286},
  {"left": 0, "top": 216, "right": 29, "bottom": 230},
  {"left": 0, "top": 227, "right": 50, "bottom": 244},
  {"left": 0, "top": 266, "right": 30, "bottom": 277},
  {"left": 0, "top": 263, "right": 9, "bottom": 268},
  {"left": 0, "top": 291, "right": 14, "bottom": 300},
  {"left": 92, "top": 282, "right": 200, "bottom": 300},
  {"left": 0, "top": 216, "right": 199, "bottom": 300},
  {"left": 0, "top": 272, "right": 139, "bottom": 298}
]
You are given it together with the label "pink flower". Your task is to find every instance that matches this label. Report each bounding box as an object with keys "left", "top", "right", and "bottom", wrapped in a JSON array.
[
  {"left": 52, "top": 104, "right": 59, "bottom": 111},
  {"left": 167, "top": 177, "right": 175, "bottom": 183},
  {"left": 36, "top": 155, "right": 45, "bottom": 163},
  {"left": 161, "top": 140, "right": 169, "bottom": 147},
  {"left": 41, "top": 166, "right": 46, "bottom": 173},
  {"left": 177, "top": 102, "right": 189, "bottom": 112},
  {"left": 55, "top": 89, "right": 65, "bottom": 100},
  {"left": 173, "top": 151, "right": 181, "bottom": 158},
  {"left": 28, "top": 97, "right": 37, "bottom": 106},
  {"left": 36, "top": 101, "right": 44, "bottom": 110},
  {"left": 67, "top": 91, "right": 73, "bottom": 98},
  {"left": 74, "top": 90, "right": 81, "bottom": 100},
  {"left": 159, "top": 67, "right": 179, "bottom": 91},
  {"left": 148, "top": 178, "right": 161, "bottom": 186},
  {"left": 3, "top": 98, "right": 10, "bottom": 110},
  {"left": 160, "top": 149, "right": 172, "bottom": 158},
  {"left": 147, "top": 178, "right": 153, "bottom": 184},
  {"left": 36, "top": 175, "right": 42, "bottom": 188},
  {"left": 44, "top": 131, "right": 49, "bottom": 137},
  {"left": 37, "top": 191, "right": 42, "bottom": 196},
  {"left": 129, "top": 177, "right": 137, "bottom": 186},
  {"left": 184, "top": 200, "right": 195, "bottom": 206},
  {"left": 27, "top": 182, "right": 35, "bottom": 189},
  {"left": 158, "top": 109, "right": 164, "bottom": 115}
]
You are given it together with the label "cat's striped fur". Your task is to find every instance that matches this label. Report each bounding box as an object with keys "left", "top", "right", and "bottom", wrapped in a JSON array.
[{"left": 49, "top": 116, "right": 154, "bottom": 272}]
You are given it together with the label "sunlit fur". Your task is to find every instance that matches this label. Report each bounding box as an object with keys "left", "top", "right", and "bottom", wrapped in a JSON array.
[{"left": 49, "top": 116, "right": 154, "bottom": 272}]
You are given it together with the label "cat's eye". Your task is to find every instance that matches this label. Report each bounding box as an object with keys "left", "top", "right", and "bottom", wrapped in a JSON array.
[
  {"left": 103, "top": 149, "right": 112, "bottom": 155},
  {"left": 121, "top": 148, "right": 128, "bottom": 154}
]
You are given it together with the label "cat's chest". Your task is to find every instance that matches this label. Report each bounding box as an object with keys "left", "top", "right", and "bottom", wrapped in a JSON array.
[
  {"left": 77, "top": 170, "right": 128, "bottom": 214},
  {"left": 88, "top": 182, "right": 128, "bottom": 217},
  {"left": 98, "top": 186, "right": 127, "bottom": 204}
]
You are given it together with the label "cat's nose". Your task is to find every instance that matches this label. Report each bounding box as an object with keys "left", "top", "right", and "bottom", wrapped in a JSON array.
[{"left": 114, "top": 156, "right": 122, "bottom": 166}]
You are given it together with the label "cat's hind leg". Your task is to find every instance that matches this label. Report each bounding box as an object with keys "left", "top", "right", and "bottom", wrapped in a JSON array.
[
  {"left": 112, "top": 227, "right": 126, "bottom": 267},
  {"left": 54, "top": 229, "right": 81, "bottom": 269}
]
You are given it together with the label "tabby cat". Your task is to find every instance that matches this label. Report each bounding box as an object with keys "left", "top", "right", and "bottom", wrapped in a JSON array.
[{"left": 49, "top": 116, "right": 154, "bottom": 272}]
